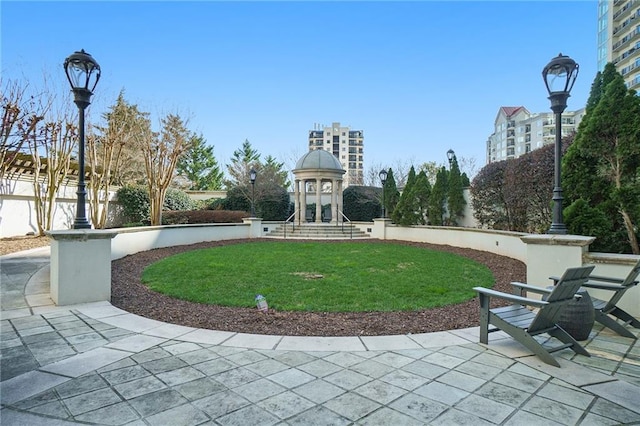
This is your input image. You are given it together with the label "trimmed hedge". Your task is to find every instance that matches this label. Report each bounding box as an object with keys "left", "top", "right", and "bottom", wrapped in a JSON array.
[{"left": 162, "top": 210, "right": 248, "bottom": 225}]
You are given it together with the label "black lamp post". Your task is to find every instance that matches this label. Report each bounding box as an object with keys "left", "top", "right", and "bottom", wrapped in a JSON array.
[
  {"left": 446, "top": 149, "right": 455, "bottom": 168},
  {"left": 542, "top": 53, "right": 578, "bottom": 235},
  {"left": 379, "top": 169, "right": 388, "bottom": 218},
  {"left": 249, "top": 168, "right": 257, "bottom": 217},
  {"left": 64, "top": 49, "right": 101, "bottom": 229}
]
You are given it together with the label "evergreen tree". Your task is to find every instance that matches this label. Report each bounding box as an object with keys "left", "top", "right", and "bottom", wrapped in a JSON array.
[
  {"left": 563, "top": 63, "right": 640, "bottom": 254},
  {"left": 225, "top": 139, "right": 261, "bottom": 188},
  {"left": 413, "top": 170, "right": 432, "bottom": 225},
  {"left": 391, "top": 166, "right": 418, "bottom": 225},
  {"left": 176, "top": 133, "right": 223, "bottom": 190},
  {"left": 429, "top": 167, "right": 448, "bottom": 225},
  {"left": 383, "top": 168, "right": 400, "bottom": 220},
  {"left": 262, "top": 155, "right": 290, "bottom": 189},
  {"left": 447, "top": 156, "right": 466, "bottom": 225}
]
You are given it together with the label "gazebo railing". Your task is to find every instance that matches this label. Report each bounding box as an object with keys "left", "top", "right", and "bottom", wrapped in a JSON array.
[
  {"left": 338, "top": 211, "right": 352, "bottom": 239},
  {"left": 283, "top": 210, "right": 298, "bottom": 238}
]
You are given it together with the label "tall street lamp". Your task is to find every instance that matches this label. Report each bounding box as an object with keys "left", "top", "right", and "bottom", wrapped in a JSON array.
[
  {"left": 249, "top": 168, "right": 257, "bottom": 217},
  {"left": 542, "top": 53, "right": 578, "bottom": 235},
  {"left": 64, "top": 49, "right": 101, "bottom": 229},
  {"left": 379, "top": 169, "right": 388, "bottom": 218},
  {"left": 446, "top": 149, "right": 455, "bottom": 169}
]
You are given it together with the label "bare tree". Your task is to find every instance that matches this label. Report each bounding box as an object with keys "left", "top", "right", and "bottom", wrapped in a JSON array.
[
  {"left": 364, "top": 162, "right": 387, "bottom": 187},
  {"left": 140, "top": 113, "right": 192, "bottom": 225},
  {"left": 457, "top": 155, "right": 479, "bottom": 182},
  {"left": 87, "top": 92, "right": 148, "bottom": 228},
  {"left": 25, "top": 91, "right": 78, "bottom": 235},
  {"left": 1, "top": 78, "right": 46, "bottom": 181}
]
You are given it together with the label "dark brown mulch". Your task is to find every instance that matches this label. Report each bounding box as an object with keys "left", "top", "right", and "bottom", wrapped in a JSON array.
[{"left": 111, "top": 239, "right": 525, "bottom": 337}]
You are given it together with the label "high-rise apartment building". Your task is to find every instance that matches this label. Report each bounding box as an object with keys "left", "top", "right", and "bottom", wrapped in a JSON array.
[
  {"left": 486, "top": 106, "right": 585, "bottom": 164},
  {"left": 308, "top": 122, "right": 364, "bottom": 187},
  {"left": 597, "top": 0, "right": 640, "bottom": 90}
]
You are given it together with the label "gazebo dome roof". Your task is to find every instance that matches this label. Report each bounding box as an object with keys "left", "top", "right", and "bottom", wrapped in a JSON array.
[{"left": 295, "top": 149, "right": 344, "bottom": 171}]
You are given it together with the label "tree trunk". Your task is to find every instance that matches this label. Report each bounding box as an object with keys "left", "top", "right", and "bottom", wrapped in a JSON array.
[{"left": 621, "top": 209, "right": 640, "bottom": 254}]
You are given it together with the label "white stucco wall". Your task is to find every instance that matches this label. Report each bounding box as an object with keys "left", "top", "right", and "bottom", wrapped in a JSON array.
[
  {"left": 383, "top": 224, "right": 527, "bottom": 262},
  {"left": 111, "top": 223, "right": 252, "bottom": 260},
  {"left": 0, "top": 178, "right": 121, "bottom": 237}
]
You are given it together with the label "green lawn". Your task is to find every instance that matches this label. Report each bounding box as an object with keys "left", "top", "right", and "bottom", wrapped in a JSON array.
[{"left": 141, "top": 241, "right": 494, "bottom": 312}]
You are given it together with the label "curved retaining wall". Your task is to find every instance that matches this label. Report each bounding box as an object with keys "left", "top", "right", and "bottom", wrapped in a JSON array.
[
  {"left": 382, "top": 224, "right": 527, "bottom": 263},
  {"left": 48, "top": 219, "right": 639, "bottom": 317},
  {"left": 111, "top": 223, "right": 251, "bottom": 260}
]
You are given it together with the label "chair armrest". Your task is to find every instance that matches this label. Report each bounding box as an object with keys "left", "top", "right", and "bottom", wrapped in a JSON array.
[
  {"left": 581, "top": 281, "right": 627, "bottom": 291},
  {"left": 511, "top": 282, "right": 553, "bottom": 295},
  {"left": 550, "top": 274, "right": 625, "bottom": 286},
  {"left": 511, "top": 282, "right": 552, "bottom": 294},
  {"left": 474, "top": 287, "right": 549, "bottom": 308},
  {"left": 586, "top": 275, "right": 625, "bottom": 284}
]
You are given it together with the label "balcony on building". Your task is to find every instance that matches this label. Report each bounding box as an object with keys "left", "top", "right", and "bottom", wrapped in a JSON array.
[
  {"left": 612, "top": 26, "right": 640, "bottom": 52},
  {"left": 613, "top": 1, "right": 635, "bottom": 21}
]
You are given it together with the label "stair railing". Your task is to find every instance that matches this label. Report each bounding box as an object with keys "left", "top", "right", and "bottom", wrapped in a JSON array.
[
  {"left": 338, "top": 211, "right": 353, "bottom": 239},
  {"left": 283, "top": 210, "right": 298, "bottom": 239}
]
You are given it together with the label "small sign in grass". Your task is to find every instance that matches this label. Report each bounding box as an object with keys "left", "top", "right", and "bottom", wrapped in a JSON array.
[{"left": 141, "top": 241, "right": 494, "bottom": 312}]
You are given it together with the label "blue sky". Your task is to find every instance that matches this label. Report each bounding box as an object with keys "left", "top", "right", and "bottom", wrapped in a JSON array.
[{"left": 2, "top": 1, "right": 597, "bottom": 179}]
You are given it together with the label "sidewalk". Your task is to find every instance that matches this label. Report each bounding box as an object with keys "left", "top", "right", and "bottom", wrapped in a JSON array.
[{"left": 1, "top": 247, "right": 639, "bottom": 425}]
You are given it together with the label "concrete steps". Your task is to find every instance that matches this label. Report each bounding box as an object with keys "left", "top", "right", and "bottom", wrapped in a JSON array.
[{"left": 265, "top": 223, "right": 370, "bottom": 239}]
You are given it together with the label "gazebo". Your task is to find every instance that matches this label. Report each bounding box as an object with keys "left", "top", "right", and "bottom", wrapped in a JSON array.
[{"left": 292, "top": 150, "right": 346, "bottom": 224}]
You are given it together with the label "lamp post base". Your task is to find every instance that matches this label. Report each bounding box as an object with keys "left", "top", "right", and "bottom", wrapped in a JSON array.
[
  {"left": 73, "top": 220, "right": 91, "bottom": 230},
  {"left": 548, "top": 223, "right": 568, "bottom": 234}
]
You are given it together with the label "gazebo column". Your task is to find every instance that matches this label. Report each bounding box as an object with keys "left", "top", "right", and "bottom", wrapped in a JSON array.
[
  {"left": 294, "top": 179, "right": 300, "bottom": 223},
  {"left": 337, "top": 180, "right": 344, "bottom": 223},
  {"left": 331, "top": 179, "right": 338, "bottom": 224},
  {"left": 300, "top": 180, "right": 307, "bottom": 222},
  {"left": 315, "top": 178, "right": 322, "bottom": 223}
]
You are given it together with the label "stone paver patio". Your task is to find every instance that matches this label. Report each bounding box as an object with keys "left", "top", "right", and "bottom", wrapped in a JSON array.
[{"left": 1, "top": 246, "right": 639, "bottom": 425}]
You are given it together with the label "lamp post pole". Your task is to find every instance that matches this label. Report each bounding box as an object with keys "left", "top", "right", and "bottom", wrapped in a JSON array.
[
  {"left": 379, "top": 169, "right": 388, "bottom": 218},
  {"left": 64, "top": 50, "right": 100, "bottom": 229},
  {"left": 542, "top": 53, "right": 578, "bottom": 235},
  {"left": 249, "top": 168, "right": 257, "bottom": 217}
]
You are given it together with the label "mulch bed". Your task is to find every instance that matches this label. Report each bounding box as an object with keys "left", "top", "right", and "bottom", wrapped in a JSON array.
[{"left": 111, "top": 239, "right": 525, "bottom": 337}]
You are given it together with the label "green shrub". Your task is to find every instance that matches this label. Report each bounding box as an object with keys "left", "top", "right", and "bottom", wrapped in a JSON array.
[
  {"left": 206, "top": 198, "right": 227, "bottom": 210},
  {"left": 117, "top": 185, "right": 150, "bottom": 224},
  {"left": 223, "top": 186, "right": 251, "bottom": 212},
  {"left": 343, "top": 186, "right": 382, "bottom": 221},
  {"left": 117, "top": 185, "right": 195, "bottom": 224},
  {"left": 165, "top": 188, "right": 195, "bottom": 211},
  {"left": 258, "top": 185, "right": 291, "bottom": 220},
  {"left": 564, "top": 199, "right": 616, "bottom": 252}
]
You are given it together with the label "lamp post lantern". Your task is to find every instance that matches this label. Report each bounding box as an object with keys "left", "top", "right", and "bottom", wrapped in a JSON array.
[
  {"left": 249, "top": 168, "right": 257, "bottom": 217},
  {"left": 542, "top": 53, "right": 578, "bottom": 235},
  {"left": 446, "top": 149, "right": 455, "bottom": 168},
  {"left": 379, "top": 169, "right": 388, "bottom": 218},
  {"left": 64, "top": 49, "right": 101, "bottom": 229}
]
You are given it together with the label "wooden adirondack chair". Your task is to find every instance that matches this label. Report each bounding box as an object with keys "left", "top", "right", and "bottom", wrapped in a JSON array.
[
  {"left": 474, "top": 265, "right": 595, "bottom": 367},
  {"left": 551, "top": 259, "right": 640, "bottom": 339}
]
